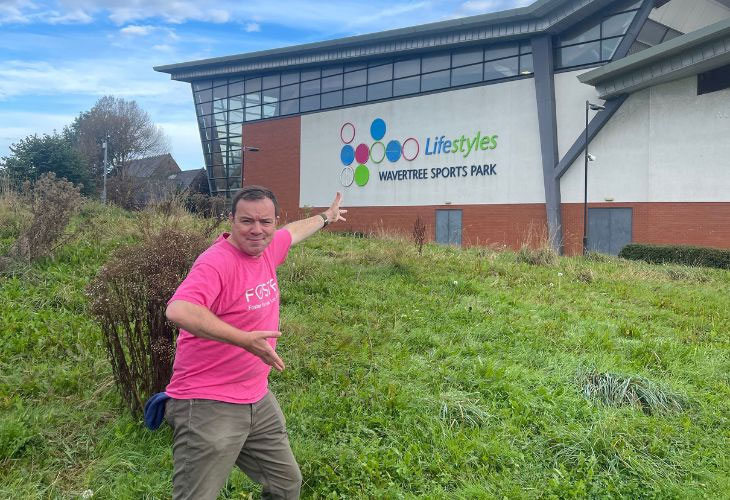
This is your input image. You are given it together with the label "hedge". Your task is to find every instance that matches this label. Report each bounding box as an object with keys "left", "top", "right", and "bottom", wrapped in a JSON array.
[{"left": 619, "top": 243, "right": 730, "bottom": 270}]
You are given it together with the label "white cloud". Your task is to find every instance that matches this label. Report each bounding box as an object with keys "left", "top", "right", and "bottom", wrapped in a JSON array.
[
  {"left": 120, "top": 24, "right": 154, "bottom": 36},
  {"left": 245, "top": 22, "right": 260, "bottom": 32},
  {"left": 46, "top": 8, "right": 92, "bottom": 23},
  {"left": 0, "top": 0, "right": 34, "bottom": 24}
]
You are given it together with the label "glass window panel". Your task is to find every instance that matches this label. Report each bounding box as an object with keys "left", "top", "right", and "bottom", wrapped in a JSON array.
[
  {"left": 204, "top": 127, "right": 215, "bottom": 141},
  {"left": 556, "top": 41, "right": 601, "bottom": 68},
  {"left": 452, "top": 48, "right": 482, "bottom": 67},
  {"left": 213, "top": 77, "right": 227, "bottom": 87},
  {"left": 422, "top": 53, "right": 450, "bottom": 73},
  {"left": 198, "top": 115, "right": 211, "bottom": 128},
  {"left": 484, "top": 43, "right": 518, "bottom": 61},
  {"left": 558, "top": 21, "right": 600, "bottom": 47},
  {"left": 229, "top": 109, "right": 244, "bottom": 123},
  {"left": 280, "top": 99, "right": 299, "bottom": 115},
  {"left": 610, "top": 0, "right": 642, "bottom": 14},
  {"left": 262, "top": 74, "right": 279, "bottom": 89},
  {"left": 193, "top": 80, "right": 212, "bottom": 91},
  {"left": 210, "top": 164, "right": 225, "bottom": 178},
  {"left": 229, "top": 80, "right": 245, "bottom": 96},
  {"left": 520, "top": 42, "right": 532, "bottom": 54},
  {"left": 322, "top": 65, "right": 343, "bottom": 77},
  {"left": 300, "top": 95, "right": 320, "bottom": 112},
  {"left": 602, "top": 11, "right": 635, "bottom": 38},
  {"left": 344, "top": 62, "right": 366, "bottom": 72},
  {"left": 213, "top": 99, "right": 227, "bottom": 113},
  {"left": 263, "top": 101, "right": 278, "bottom": 118},
  {"left": 484, "top": 56, "right": 518, "bottom": 80},
  {"left": 393, "top": 76, "right": 420, "bottom": 96},
  {"left": 367, "top": 81, "right": 392, "bottom": 100},
  {"left": 229, "top": 95, "right": 244, "bottom": 110},
  {"left": 245, "top": 92, "right": 261, "bottom": 107},
  {"left": 229, "top": 135, "right": 242, "bottom": 148},
  {"left": 245, "top": 77, "right": 262, "bottom": 92},
  {"left": 394, "top": 58, "right": 420, "bottom": 78},
  {"left": 322, "top": 74, "right": 343, "bottom": 92},
  {"left": 281, "top": 71, "right": 299, "bottom": 85},
  {"left": 451, "top": 63, "right": 483, "bottom": 86},
  {"left": 421, "top": 69, "right": 450, "bottom": 91},
  {"left": 637, "top": 19, "right": 667, "bottom": 46},
  {"left": 263, "top": 87, "right": 279, "bottom": 101},
  {"left": 213, "top": 111, "right": 227, "bottom": 127},
  {"left": 300, "top": 79, "right": 320, "bottom": 97},
  {"left": 228, "top": 151, "right": 242, "bottom": 169},
  {"left": 195, "top": 88, "right": 212, "bottom": 103},
  {"left": 601, "top": 37, "right": 622, "bottom": 60},
  {"left": 368, "top": 63, "right": 392, "bottom": 84},
  {"left": 281, "top": 83, "right": 299, "bottom": 100},
  {"left": 343, "top": 86, "right": 366, "bottom": 105},
  {"left": 228, "top": 177, "right": 241, "bottom": 190},
  {"left": 321, "top": 90, "right": 343, "bottom": 108},
  {"left": 301, "top": 69, "right": 320, "bottom": 81},
  {"left": 213, "top": 85, "right": 227, "bottom": 100},
  {"left": 344, "top": 69, "right": 366, "bottom": 88},
  {"left": 246, "top": 106, "right": 261, "bottom": 121},
  {"left": 520, "top": 53, "right": 534, "bottom": 74}
]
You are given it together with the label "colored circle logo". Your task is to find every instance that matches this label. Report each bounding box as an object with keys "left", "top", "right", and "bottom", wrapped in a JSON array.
[
  {"left": 370, "top": 118, "right": 386, "bottom": 141},
  {"left": 385, "top": 140, "right": 401, "bottom": 162},
  {"left": 402, "top": 137, "right": 419, "bottom": 161},
  {"left": 355, "top": 143, "right": 369, "bottom": 164},
  {"left": 340, "top": 145, "right": 354, "bottom": 166},
  {"left": 354, "top": 164, "right": 369, "bottom": 186},
  {"left": 370, "top": 141, "right": 385, "bottom": 163},
  {"left": 340, "top": 123, "right": 355, "bottom": 143},
  {"left": 340, "top": 167, "right": 354, "bottom": 187}
]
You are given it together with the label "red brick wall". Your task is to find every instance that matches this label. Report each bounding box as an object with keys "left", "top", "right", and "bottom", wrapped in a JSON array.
[
  {"left": 242, "top": 117, "right": 301, "bottom": 222},
  {"left": 561, "top": 202, "right": 730, "bottom": 255}
]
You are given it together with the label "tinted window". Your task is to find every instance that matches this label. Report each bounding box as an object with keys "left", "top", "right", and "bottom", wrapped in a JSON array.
[
  {"left": 368, "top": 64, "right": 393, "bottom": 84},
  {"left": 321, "top": 91, "right": 343, "bottom": 108},
  {"left": 367, "top": 81, "right": 392, "bottom": 100},
  {"left": 484, "top": 57, "right": 518, "bottom": 80},
  {"left": 394, "top": 58, "right": 420, "bottom": 78},
  {"left": 421, "top": 70, "right": 450, "bottom": 91},
  {"left": 393, "top": 76, "right": 420, "bottom": 96},
  {"left": 343, "top": 86, "right": 366, "bottom": 104},
  {"left": 422, "top": 53, "right": 450, "bottom": 73},
  {"left": 452, "top": 48, "right": 482, "bottom": 67},
  {"left": 451, "top": 63, "right": 482, "bottom": 86},
  {"left": 300, "top": 95, "right": 319, "bottom": 112},
  {"left": 344, "top": 69, "right": 367, "bottom": 88}
]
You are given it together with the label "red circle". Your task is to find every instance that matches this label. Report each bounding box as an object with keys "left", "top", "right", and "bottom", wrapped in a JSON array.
[
  {"left": 401, "top": 137, "right": 419, "bottom": 161},
  {"left": 355, "top": 143, "right": 370, "bottom": 164},
  {"left": 340, "top": 123, "right": 355, "bottom": 144}
]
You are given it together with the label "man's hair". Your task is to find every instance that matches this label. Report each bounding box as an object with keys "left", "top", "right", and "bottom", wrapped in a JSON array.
[{"left": 230, "top": 185, "right": 280, "bottom": 218}]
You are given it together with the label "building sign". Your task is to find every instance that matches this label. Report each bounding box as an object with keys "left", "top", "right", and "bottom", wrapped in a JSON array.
[{"left": 300, "top": 79, "right": 545, "bottom": 207}]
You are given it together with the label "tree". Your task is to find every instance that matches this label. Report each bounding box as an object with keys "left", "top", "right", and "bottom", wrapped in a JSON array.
[
  {"left": 68, "top": 96, "right": 169, "bottom": 184},
  {"left": 0, "top": 132, "right": 92, "bottom": 193}
]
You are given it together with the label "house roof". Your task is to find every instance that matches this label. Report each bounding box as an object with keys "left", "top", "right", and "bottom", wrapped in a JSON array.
[
  {"left": 154, "top": 0, "right": 615, "bottom": 82},
  {"left": 125, "top": 153, "right": 179, "bottom": 178},
  {"left": 579, "top": 16, "right": 730, "bottom": 98},
  {"left": 168, "top": 168, "right": 206, "bottom": 190}
]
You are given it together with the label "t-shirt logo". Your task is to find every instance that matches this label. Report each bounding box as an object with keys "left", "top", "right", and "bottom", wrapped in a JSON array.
[{"left": 244, "top": 279, "right": 279, "bottom": 310}]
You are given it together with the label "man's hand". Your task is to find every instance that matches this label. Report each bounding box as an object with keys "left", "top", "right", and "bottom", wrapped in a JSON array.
[
  {"left": 323, "top": 192, "right": 347, "bottom": 225},
  {"left": 241, "top": 331, "right": 285, "bottom": 372}
]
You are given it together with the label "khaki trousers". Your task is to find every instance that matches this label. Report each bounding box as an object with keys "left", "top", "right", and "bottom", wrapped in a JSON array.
[{"left": 165, "top": 391, "right": 302, "bottom": 500}]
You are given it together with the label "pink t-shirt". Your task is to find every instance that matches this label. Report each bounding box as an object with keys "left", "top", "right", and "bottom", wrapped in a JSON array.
[{"left": 165, "top": 229, "right": 292, "bottom": 404}]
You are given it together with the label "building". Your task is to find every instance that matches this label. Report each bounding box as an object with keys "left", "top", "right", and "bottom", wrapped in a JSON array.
[{"left": 154, "top": 0, "right": 730, "bottom": 255}]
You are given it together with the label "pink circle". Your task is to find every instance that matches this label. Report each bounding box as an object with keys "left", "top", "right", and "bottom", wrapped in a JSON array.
[
  {"left": 402, "top": 137, "right": 419, "bottom": 161},
  {"left": 355, "top": 143, "right": 369, "bottom": 164},
  {"left": 340, "top": 123, "right": 355, "bottom": 144}
]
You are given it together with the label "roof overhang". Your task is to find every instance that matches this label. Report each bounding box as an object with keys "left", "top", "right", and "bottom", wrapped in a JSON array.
[
  {"left": 154, "top": 0, "right": 618, "bottom": 82},
  {"left": 579, "top": 17, "right": 730, "bottom": 99}
]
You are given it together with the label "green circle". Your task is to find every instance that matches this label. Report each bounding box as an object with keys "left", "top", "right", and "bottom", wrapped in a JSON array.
[
  {"left": 370, "top": 141, "right": 385, "bottom": 163},
  {"left": 354, "top": 164, "right": 370, "bottom": 187}
]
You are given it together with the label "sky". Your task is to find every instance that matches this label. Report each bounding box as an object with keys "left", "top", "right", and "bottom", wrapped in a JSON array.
[{"left": 0, "top": 0, "right": 532, "bottom": 171}]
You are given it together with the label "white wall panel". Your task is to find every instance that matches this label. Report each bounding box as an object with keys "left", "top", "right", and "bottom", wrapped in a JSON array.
[
  {"left": 650, "top": 0, "right": 730, "bottom": 34},
  {"left": 561, "top": 76, "right": 730, "bottom": 202},
  {"left": 300, "top": 79, "right": 544, "bottom": 207},
  {"left": 554, "top": 69, "right": 603, "bottom": 159}
]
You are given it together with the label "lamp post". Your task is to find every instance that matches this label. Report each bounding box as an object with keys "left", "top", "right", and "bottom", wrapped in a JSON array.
[
  {"left": 240, "top": 145, "right": 260, "bottom": 194},
  {"left": 583, "top": 100, "right": 605, "bottom": 255},
  {"left": 101, "top": 134, "right": 109, "bottom": 204}
]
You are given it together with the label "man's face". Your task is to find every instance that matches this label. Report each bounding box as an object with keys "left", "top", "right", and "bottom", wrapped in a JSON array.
[{"left": 228, "top": 197, "right": 277, "bottom": 257}]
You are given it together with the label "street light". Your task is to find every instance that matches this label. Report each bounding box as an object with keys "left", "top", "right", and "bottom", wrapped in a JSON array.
[
  {"left": 101, "top": 134, "right": 110, "bottom": 204},
  {"left": 583, "top": 100, "right": 605, "bottom": 255}
]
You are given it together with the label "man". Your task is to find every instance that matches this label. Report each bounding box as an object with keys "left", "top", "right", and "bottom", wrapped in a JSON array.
[{"left": 164, "top": 185, "right": 346, "bottom": 499}]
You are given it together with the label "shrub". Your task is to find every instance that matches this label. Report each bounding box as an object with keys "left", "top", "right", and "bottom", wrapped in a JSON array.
[
  {"left": 185, "top": 192, "right": 227, "bottom": 218},
  {"left": 2, "top": 172, "right": 83, "bottom": 269},
  {"left": 86, "top": 227, "right": 212, "bottom": 418},
  {"left": 619, "top": 243, "right": 730, "bottom": 270},
  {"left": 579, "top": 370, "right": 684, "bottom": 415},
  {"left": 412, "top": 216, "right": 426, "bottom": 255},
  {"left": 517, "top": 244, "right": 559, "bottom": 266}
]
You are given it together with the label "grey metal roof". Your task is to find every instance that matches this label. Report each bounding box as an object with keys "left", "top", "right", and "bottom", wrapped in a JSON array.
[
  {"left": 126, "top": 154, "right": 180, "bottom": 178},
  {"left": 579, "top": 16, "right": 730, "bottom": 98},
  {"left": 154, "top": 0, "right": 615, "bottom": 81},
  {"left": 169, "top": 168, "right": 206, "bottom": 190}
]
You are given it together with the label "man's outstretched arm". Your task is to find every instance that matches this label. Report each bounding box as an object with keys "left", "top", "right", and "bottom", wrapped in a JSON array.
[
  {"left": 165, "top": 300, "right": 285, "bottom": 371},
  {"left": 283, "top": 192, "right": 347, "bottom": 245}
]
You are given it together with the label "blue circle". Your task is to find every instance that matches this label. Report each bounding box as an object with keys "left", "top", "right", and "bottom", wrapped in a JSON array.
[
  {"left": 370, "top": 118, "right": 386, "bottom": 141},
  {"left": 386, "top": 140, "right": 401, "bottom": 162},
  {"left": 340, "top": 145, "right": 355, "bottom": 166}
]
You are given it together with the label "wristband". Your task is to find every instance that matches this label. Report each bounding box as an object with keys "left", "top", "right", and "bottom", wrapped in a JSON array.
[{"left": 319, "top": 213, "right": 330, "bottom": 227}]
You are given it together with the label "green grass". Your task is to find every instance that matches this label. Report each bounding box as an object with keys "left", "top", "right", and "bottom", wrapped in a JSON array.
[{"left": 1, "top": 205, "right": 729, "bottom": 498}]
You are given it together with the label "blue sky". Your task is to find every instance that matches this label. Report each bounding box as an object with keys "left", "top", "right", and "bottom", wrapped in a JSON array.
[{"left": 0, "top": 0, "right": 532, "bottom": 170}]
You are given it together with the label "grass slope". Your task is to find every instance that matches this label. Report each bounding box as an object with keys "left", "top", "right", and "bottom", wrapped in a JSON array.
[{"left": 1, "top": 206, "right": 729, "bottom": 499}]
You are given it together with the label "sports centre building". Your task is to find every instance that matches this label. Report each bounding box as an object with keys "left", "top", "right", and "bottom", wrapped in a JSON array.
[{"left": 155, "top": 0, "right": 730, "bottom": 255}]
